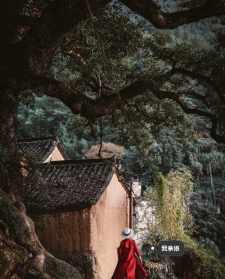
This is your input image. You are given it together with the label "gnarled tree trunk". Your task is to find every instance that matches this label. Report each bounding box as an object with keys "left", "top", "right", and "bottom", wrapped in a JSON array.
[{"left": 0, "top": 93, "right": 83, "bottom": 279}]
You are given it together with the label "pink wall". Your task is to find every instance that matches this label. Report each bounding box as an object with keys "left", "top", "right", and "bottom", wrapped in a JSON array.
[{"left": 90, "top": 173, "right": 130, "bottom": 279}]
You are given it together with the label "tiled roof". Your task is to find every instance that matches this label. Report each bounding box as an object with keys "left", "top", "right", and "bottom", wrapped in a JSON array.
[
  {"left": 23, "top": 158, "right": 116, "bottom": 214},
  {"left": 18, "top": 137, "right": 67, "bottom": 162}
]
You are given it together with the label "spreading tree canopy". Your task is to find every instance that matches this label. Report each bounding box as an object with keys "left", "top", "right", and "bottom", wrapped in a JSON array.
[{"left": 0, "top": 0, "right": 225, "bottom": 145}]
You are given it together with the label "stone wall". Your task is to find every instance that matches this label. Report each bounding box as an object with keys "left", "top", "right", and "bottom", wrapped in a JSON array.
[{"left": 134, "top": 198, "right": 156, "bottom": 246}]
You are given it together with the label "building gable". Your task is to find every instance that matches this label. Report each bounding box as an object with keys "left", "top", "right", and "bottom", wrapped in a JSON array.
[{"left": 18, "top": 137, "right": 67, "bottom": 163}]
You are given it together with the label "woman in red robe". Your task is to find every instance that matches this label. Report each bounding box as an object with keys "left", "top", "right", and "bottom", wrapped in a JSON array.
[{"left": 112, "top": 228, "right": 149, "bottom": 279}]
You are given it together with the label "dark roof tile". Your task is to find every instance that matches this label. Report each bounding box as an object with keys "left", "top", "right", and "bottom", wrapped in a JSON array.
[
  {"left": 18, "top": 137, "right": 67, "bottom": 162},
  {"left": 23, "top": 158, "right": 115, "bottom": 214}
]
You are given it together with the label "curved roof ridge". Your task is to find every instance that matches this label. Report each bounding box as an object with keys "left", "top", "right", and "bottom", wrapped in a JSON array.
[{"left": 44, "top": 157, "right": 115, "bottom": 166}]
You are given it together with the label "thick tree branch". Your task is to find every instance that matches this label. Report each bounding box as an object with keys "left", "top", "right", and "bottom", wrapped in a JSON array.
[
  {"left": 28, "top": 74, "right": 211, "bottom": 117},
  {"left": 26, "top": 75, "right": 151, "bottom": 118},
  {"left": 3, "top": 0, "right": 225, "bottom": 82},
  {"left": 120, "top": 0, "right": 225, "bottom": 29},
  {"left": 24, "top": 73, "right": 225, "bottom": 143}
]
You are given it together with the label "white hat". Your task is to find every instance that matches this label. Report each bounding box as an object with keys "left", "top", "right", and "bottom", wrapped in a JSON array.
[{"left": 122, "top": 228, "right": 133, "bottom": 238}]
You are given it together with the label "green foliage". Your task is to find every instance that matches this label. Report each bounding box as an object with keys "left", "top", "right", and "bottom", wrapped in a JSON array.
[
  {"left": 182, "top": 234, "right": 225, "bottom": 279},
  {"left": 144, "top": 168, "right": 225, "bottom": 279},
  {"left": 17, "top": 93, "right": 225, "bottom": 193},
  {"left": 17, "top": 4, "right": 225, "bottom": 188},
  {"left": 17, "top": 95, "right": 95, "bottom": 158},
  {"left": 146, "top": 168, "right": 193, "bottom": 240},
  {"left": 50, "top": 5, "right": 149, "bottom": 96}
]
